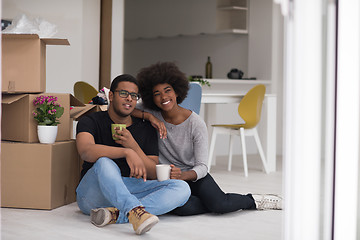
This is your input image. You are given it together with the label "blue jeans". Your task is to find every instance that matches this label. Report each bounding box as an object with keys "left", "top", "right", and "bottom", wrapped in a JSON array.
[{"left": 76, "top": 157, "right": 191, "bottom": 223}]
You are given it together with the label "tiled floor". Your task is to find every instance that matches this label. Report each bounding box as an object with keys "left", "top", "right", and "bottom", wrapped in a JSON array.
[{"left": 1, "top": 155, "right": 283, "bottom": 240}]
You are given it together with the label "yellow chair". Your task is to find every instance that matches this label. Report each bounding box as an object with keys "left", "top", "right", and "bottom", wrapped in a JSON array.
[
  {"left": 73, "top": 81, "right": 99, "bottom": 104},
  {"left": 207, "top": 84, "right": 269, "bottom": 177}
]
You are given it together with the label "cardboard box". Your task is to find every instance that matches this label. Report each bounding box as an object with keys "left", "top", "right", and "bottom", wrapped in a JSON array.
[
  {"left": 1, "top": 140, "right": 80, "bottom": 210},
  {"left": 2, "top": 34, "right": 70, "bottom": 93},
  {"left": 2, "top": 93, "right": 84, "bottom": 142},
  {"left": 71, "top": 104, "right": 108, "bottom": 121}
]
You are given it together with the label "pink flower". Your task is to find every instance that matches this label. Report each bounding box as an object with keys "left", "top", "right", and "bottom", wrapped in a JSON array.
[{"left": 33, "top": 95, "right": 64, "bottom": 126}]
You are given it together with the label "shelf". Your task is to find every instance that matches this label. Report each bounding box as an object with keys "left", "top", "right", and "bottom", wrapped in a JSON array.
[
  {"left": 125, "top": 30, "right": 247, "bottom": 41},
  {"left": 205, "top": 79, "right": 271, "bottom": 84},
  {"left": 217, "top": 29, "right": 248, "bottom": 34},
  {"left": 216, "top": 0, "right": 248, "bottom": 34},
  {"left": 125, "top": 0, "right": 248, "bottom": 40},
  {"left": 200, "top": 79, "right": 273, "bottom": 94},
  {"left": 217, "top": 0, "right": 248, "bottom": 8},
  {"left": 218, "top": 6, "right": 248, "bottom": 10}
]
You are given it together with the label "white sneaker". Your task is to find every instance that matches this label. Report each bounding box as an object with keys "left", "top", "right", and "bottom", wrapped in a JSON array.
[{"left": 253, "top": 194, "right": 282, "bottom": 210}]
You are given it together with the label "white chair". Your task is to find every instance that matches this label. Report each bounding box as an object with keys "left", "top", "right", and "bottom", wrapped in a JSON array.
[{"left": 207, "top": 84, "right": 269, "bottom": 177}]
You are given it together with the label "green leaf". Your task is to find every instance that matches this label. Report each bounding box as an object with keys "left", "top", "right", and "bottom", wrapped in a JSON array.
[
  {"left": 55, "top": 106, "right": 64, "bottom": 118},
  {"left": 43, "top": 118, "right": 53, "bottom": 125},
  {"left": 188, "top": 76, "right": 211, "bottom": 87}
]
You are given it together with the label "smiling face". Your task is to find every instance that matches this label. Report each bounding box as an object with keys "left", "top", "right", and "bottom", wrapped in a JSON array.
[
  {"left": 152, "top": 83, "right": 178, "bottom": 112},
  {"left": 109, "top": 81, "right": 139, "bottom": 117}
]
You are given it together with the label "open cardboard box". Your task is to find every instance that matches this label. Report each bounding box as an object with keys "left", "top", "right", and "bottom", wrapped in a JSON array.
[
  {"left": 2, "top": 34, "right": 70, "bottom": 93},
  {"left": 70, "top": 104, "right": 108, "bottom": 139},
  {"left": 71, "top": 104, "right": 108, "bottom": 121},
  {"left": 1, "top": 93, "right": 85, "bottom": 143},
  {"left": 1, "top": 140, "right": 80, "bottom": 210}
]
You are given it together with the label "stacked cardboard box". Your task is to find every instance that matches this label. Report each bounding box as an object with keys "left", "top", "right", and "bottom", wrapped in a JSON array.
[
  {"left": 1, "top": 34, "right": 92, "bottom": 210},
  {"left": 2, "top": 34, "right": 69, "bottom": 93},
  {"left": 2, "top": 93, "right": 85, "bottom": 142},
  {"left": 1, "top": 141, "right": 81, "bottom": 210}
]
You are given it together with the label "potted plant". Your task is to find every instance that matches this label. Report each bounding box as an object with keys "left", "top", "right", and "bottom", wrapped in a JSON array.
[
  {"left": 33, "top": 95, "right": 64, "bottom": 144},
  {"left": 188, "top": 75, "right": 211, "bottom": 87}
]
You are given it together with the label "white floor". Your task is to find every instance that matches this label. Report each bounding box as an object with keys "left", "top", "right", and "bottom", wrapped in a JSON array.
[{"left": 1, "top": 155, "right": 283, "bottom": 240}]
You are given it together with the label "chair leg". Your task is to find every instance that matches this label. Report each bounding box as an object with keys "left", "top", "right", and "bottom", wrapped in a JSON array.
[
  {"left": 208, "top": 128, "right": 218, "bottom": 172},
  {"left": 253, "top": 128, "right": 269, "bottom": 174},
  {"left": 240, "top": 127, "right": 248, "bottom": 177},
  {"left": 228, "top": 134, "right": 234, "bottom": 171}
]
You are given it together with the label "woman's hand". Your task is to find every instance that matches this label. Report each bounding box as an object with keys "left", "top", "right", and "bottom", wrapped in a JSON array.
[
  {"left": 125, "top": 149, "right": 147, "bottom": 181},
  {"left": 170, "top": 164, "right": 182, "bottom": 179},
  {"left": 148, "top": 115, "right": 167, "bottom": 139}
]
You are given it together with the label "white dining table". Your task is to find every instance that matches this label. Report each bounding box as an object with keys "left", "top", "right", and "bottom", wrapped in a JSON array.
[{"left": 201, "top": 92, "right": 277, "bottom": 173}]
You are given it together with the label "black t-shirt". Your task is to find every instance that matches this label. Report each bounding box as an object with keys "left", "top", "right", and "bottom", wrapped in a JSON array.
[{"left": 76, "top": 111, "right": 159, "bottom": 178}]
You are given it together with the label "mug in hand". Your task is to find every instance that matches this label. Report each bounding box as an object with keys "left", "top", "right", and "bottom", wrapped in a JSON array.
[
  {"left": 111, "top": 124, "right": 126, "bottom": 140},
  {"left": 156, "top": 164, "right": 171, "bottom": 181}
]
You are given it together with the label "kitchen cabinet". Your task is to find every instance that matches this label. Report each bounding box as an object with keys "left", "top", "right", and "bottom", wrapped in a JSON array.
[{"left": 124, "top": 0, "right": 248, "bottom": 39}]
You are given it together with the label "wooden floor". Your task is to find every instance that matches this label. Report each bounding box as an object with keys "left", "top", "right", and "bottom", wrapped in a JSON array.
[{"left": 1, "top": 155, "right": 283, "bottom": 240}]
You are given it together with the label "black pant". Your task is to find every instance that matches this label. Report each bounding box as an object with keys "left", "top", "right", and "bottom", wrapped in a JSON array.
[{"left": 171, "top": 173, "right": 256, "bottom": 216}]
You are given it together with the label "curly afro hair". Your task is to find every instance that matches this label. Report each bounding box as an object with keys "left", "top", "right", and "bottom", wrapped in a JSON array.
[{"left": 137, "top": 62, "right": 189, "bottom": 111}]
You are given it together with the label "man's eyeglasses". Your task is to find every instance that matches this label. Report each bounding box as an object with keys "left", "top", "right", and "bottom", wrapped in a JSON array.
[{"left": 113, "top": 90, "right": 140, "bottom": 100}]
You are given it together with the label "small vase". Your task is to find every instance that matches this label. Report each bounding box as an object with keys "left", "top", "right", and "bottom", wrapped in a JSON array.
[{"left": 37, "top": 125, "right": 58, "bottom": 144}]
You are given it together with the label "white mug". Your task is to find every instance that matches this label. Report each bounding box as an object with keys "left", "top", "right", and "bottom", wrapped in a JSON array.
[{"left": 156, "top": 164, "right": 171, "bottom": 181}]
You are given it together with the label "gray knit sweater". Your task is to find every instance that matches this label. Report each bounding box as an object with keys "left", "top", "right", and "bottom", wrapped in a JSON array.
[{"left": 146, "top": 109, "right": 209, "bottom": 181}]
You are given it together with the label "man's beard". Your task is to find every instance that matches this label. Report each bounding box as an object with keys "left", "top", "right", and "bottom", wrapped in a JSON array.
[{"left": 114, "top": 107, "right": 131, "bottom": 118}]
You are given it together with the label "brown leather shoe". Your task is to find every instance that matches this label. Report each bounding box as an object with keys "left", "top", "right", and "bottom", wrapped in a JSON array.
[
  {"left": 90, "top": 207, "right": 119, "bottom": 227},
  {"left": 128, "top": 206, "right": 159, "bottom": 235}
]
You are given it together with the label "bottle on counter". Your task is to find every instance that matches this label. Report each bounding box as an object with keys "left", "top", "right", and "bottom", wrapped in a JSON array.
[{"left": 205, "top": 56, "right": 212, "bottom": 79}]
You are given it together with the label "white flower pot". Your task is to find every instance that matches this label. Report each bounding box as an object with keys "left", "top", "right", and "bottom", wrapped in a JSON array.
[{"left": 37, "top": 125, "right": 58, "bottom": 144}]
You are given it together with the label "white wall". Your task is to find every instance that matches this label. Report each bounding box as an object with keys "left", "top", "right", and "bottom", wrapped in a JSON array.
[
  {"left": 2, "top": 0, "right": 100, "bottom": 94},
  {"left": 123, "top": 0, "right": 249, "bottom": 79},
  {"left": 123, "top": 0, "right": 283, "bottom": 157},
  {"left": 248, "top": 0, "right": 273, "bottom": 81},
  {"left": 111, "top": 0, "right": 125, "bottom": 80},
  {"left": 124, "top": 34, "right": 249, "bottom": 79},
  {"left": 271, "top": 3, "right": 284, "bottom": 155}
]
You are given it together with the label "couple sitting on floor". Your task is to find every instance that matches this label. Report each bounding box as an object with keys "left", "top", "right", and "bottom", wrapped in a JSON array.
[{"left": 75, "top": 62, "right": 282, "bottom": 235}]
